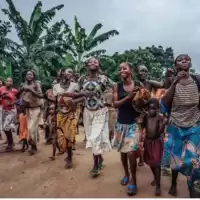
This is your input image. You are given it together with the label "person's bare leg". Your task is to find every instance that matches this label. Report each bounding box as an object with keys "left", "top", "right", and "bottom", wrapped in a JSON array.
[
  {"left": 49, "top": 139, "right": 56, "bottom": 160},
  {"left": 168, "top": 170, "right": 178, "bottom": 196},
  {"left": 154, "top": 166, "right": 161, "bottom": 196},
  {"left": 120, "top": 153, "right": 129, "bottom": 185},
  {"left": 5, "top": 130, "right": 13, "bottom": 151},
  {"left": 65, "top": 142, "right": 73, "bottom": 169},
  {"left": 138, "top": 154, "right": 144, "bottom": 166},
  {"left": 127, "top": 151, "right": 137, "bottom": 195},
  {"left": 150, "top": 167, "right": 156, "bottom": 186}
]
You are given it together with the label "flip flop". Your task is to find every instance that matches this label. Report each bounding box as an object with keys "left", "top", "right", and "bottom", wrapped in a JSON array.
[
  {"left": 5, "top": 146, "right": 13, "bottom": 152},
  {"left": 127, "top": 184, "right": 137, "bottom": 196},
  {"left": 98, "top": 163, "right": 105, "bottom": 170},
  {"left": 90, "top": 169, "right": 100, "bottom": 177},
  {"left": 49, "top": 156, "right": 55, "bottom": 161},
  {"left": 121, "top": 177, "right": 129, "bottom": 186}
]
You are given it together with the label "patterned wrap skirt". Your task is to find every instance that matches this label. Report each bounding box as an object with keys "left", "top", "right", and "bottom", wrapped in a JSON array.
[
  {"left": 112, "top": 121, "right": 140, "bottom": 153},
  {"left": 2, "top": 109, "right": 16, "bottom": 132},
  {"left": 162, "top": 121, "right": 200, "bottom": 187},
  {"left": 83, "top": 107, "right": 112, "bottom": 155},
  {"left": 57, "top": 111, "right": 76, "bottom": 152}
]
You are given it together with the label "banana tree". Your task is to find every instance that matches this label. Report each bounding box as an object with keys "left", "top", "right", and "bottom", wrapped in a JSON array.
[
  {"left": 1, "top": 0, "right": 66, "bottom": 84},
  {"left": 65, "top": 16, "right": 119, "bottom": 75}
]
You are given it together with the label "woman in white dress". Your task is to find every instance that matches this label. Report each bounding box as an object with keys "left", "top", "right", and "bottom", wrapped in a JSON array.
[{"left": 78, "top": 58, "right": 113, "bottom": 177}]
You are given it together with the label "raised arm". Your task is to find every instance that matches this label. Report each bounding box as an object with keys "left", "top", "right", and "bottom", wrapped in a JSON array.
[
  {"left": 147, "top": 80, "right": 163, "bottom": 88},
  {"left": 161, "top": 71, "right": 187, "bottom": 109}
]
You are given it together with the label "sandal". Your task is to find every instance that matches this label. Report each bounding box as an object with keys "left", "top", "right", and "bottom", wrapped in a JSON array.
[
  {"left": 90, "top": 169, "right": 100, "bottom": 177},
  {"left": 5, "top": 146, "right": 13, "bottom": 152},
  {"left": 98, "top": 163, "right": 105, "bottom": 170},
  {"left": 162, "top": 168, "right": 171, "bottom": 176},
  {"left": 121, "top": 177, "right": 129, "bottom": 186},
  {"left": 127, "top": 184, "right": 137, "bottom": 196},
  {"left": 65, "top": 159, "right": 72, "bottom": 169},
  {"left": 49, "top": 156, "right": 55, "bottom": 161}
]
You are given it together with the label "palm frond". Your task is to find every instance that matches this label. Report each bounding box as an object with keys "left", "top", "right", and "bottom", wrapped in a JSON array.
[
  {"left": 85, "top": 23, "right": 102, "bottom": 50},
  {"left": 88, "top": 30, "right": 119, "bottom": 51},
  {"left": 31, "top": 4, "right": 64, "bottom": 43},
  {"left": 84, "top": 49, "right": 106, "bottom": 58},
  {"left": 29, "top": 1, "right": 42, "bottom": 31},
  {"left": 74, "top": 16, "right": 85, "bottom": 53},
  {"left": 2, "top": 0, "right": 32, "bottom": 47},
  {"left": 0, "top": 20, "right": 12, "bottom": 37}
]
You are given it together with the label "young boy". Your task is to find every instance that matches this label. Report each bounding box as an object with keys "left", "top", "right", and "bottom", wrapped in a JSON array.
[
  {"left": 142, "top": 98, "right": 165, "bottom": 196},
  {"left": 18, "top": 104, "right": 29, "bottom": 152},
  {"left": 46, "top": 104, "right": 62, "bottom": 160}
]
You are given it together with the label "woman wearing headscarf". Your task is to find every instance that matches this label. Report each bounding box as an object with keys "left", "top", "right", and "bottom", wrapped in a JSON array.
[{"left": 161, "top": 54, "right": 200, "bottom": 197}]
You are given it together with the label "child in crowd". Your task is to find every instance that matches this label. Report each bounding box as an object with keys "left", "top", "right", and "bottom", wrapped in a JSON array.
[
  {"left": 18, "top": 104, "right": 29, "bottom": 152},
  {"left": 142, "top": 98, "right": 165, "bottom": 196},
  {"left": 47, "top": 104, "right": 62, "bottom": 160}
]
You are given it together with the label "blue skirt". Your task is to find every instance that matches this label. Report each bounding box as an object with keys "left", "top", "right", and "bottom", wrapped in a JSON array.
[{"left": 162, "top": 121, "right": 200, "bottom": 187}]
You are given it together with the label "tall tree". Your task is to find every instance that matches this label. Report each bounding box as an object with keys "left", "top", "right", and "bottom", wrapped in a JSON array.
[
  {"left": 65, "top": 16, "right": 119, "bottom": 75},
  {"left": 101, "top": 46, "right": 175, "bottom": 81},
  {"left": 1, "top": 0, "right": 66, "bottom": 85}
]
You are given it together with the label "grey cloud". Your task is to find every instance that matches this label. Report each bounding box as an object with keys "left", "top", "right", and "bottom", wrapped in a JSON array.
[{"left": 0, "top": 0, "right": 200, "bottom": 71}]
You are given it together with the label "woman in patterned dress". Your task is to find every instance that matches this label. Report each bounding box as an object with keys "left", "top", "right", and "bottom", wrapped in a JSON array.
[
  {"left": 78, "top": 57, "right": 112, "bottom": 177},
  {"left": 52, "top": 68, "right": 81, "bottom": 168},
  {"left": 161, "top": 54, "right": 200, "bottom": 197}
]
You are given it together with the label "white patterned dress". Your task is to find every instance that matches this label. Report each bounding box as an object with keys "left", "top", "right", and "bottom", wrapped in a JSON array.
[{"left": 79, "top": 75, "right": 113, "bottom": 155}]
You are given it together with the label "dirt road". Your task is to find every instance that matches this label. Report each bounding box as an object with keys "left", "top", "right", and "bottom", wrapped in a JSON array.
[{"left": 0, "top": 127, "right": 188, "bottom": 198}]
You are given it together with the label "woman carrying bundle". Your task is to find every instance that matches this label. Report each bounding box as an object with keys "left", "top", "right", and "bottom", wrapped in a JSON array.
[{"left": 112, "top": 62, "right": 150, "bottom": 195}]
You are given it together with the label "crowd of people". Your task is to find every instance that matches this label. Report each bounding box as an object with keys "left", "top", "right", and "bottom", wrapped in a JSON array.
[{"left": 0, "top": 55, "right": 200, "bottom": 198}]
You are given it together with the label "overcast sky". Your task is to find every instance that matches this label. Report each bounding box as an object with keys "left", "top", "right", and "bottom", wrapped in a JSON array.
[{"left": 1, "top": 0, "right": 200, "bottom": 71}]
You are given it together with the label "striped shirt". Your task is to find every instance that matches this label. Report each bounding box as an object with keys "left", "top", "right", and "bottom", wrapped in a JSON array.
[{"left": 170, "top": 76, "right": 200, "bottom": 127}]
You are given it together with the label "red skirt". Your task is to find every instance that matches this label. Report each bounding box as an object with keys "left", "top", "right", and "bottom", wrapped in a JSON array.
[{"left": 144, "top": 137, "right": 163, "bottom": 167}]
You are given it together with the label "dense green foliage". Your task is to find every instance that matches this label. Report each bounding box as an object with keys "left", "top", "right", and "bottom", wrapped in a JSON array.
[
  {"left": 0, "top": 0, "right": 119, "bottom": 88},
  {"left": 65, "top": 16, "right": 119, "bottom": 75},
  {"left": 101, "top": 46, "right": 174, "bottom": 81},
  {"left": 0, "top": 0, "right": 197, "bottom": 89}
]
